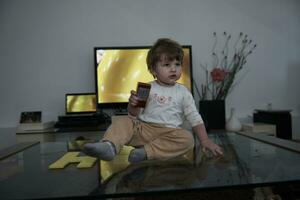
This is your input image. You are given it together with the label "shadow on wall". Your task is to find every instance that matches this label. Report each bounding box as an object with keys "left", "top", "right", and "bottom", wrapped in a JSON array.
[
  {"left": 292, "top": 116, "right": 300, "bottom": 140},
  {"left": 286, "top": 62, "right": 300, "bottom": 114},
  {"left": 286, "top": 62, "right": 300, "bottom": 140}
]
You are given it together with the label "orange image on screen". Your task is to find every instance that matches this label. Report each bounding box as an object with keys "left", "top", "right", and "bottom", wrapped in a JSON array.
[
  {"left": 96, "top": 48, "right": 191, "bottom": 104},
  {"left": 66, "top": 95, "right": 96, "bottom": 113}
]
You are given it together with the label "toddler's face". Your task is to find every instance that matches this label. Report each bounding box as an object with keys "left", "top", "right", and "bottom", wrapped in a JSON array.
[{"left": 152, "top": 56, "right": 182, "bottom": 86}]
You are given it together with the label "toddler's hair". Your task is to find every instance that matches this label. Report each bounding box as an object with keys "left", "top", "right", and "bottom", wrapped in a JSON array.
[{"left": 146, "top": 38, "right": 184, "bottom": 75}]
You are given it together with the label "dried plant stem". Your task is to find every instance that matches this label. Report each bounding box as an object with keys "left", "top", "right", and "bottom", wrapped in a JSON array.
[{"left": 198, "top": 32, "right": 256, "bottom": 100}]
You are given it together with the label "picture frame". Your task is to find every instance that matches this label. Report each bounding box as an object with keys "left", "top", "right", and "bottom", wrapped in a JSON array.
[{"left": 19, "top": 111, "right": 42, "bottom": 123}]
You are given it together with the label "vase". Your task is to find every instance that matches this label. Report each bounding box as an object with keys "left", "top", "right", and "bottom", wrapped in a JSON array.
[
  {"left": 199, "top": 100, "right": 226, "bottom": 131},
  {"left": 225, "top": 108, "right": 242, "bottom": 132}
]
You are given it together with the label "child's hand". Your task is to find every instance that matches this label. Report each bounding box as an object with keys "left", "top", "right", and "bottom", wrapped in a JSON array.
[
  {"left": 128, "top": 90, "right": 142, "bottom": 117},
  {"left": 201, "top": 138, "right": 223, "bottom": 157},
  {"left": 129, "top": 90, "right": 140, "bottom": 107}
]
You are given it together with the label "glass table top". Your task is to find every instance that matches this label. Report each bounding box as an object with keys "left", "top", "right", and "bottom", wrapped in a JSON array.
[{"left": 0, "top": 131, "right": 300, "bottom": 199}]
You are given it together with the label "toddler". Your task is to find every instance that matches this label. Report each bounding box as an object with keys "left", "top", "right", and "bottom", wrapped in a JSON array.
[{"left": 83, "top": 38, "right": 223, "bottom": 163}]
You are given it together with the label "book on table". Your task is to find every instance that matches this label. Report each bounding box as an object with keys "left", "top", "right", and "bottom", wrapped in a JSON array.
[{"left": 242, "top": 123, "right": 276, "bottom": 135}]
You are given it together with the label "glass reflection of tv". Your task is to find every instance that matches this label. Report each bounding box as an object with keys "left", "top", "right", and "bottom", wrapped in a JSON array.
[{"left": 94, "top": 46, "right": 193, "bottom": 110}]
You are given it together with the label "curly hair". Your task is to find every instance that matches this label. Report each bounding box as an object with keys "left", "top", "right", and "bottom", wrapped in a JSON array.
[{"left": 146, "top": 38, "right": 184, "bottom": 76}]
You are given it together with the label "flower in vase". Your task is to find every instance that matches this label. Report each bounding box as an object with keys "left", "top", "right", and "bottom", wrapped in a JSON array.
[
  {"left": 210, "top": 67, "right": 227, "bottom": 82},
  {"left": 195, "top": 32, "right": 257, "bottom": 100}
]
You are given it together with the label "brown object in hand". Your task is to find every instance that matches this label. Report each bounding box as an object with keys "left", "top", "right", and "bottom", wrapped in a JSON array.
[{"left": 136, "top": 82, "right": 151, "bottom": 107}]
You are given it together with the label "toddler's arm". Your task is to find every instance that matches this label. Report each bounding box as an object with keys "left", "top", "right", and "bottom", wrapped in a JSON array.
[
  {"left": 192, "top": 123, "right": 223, "bottom": 156},
  {"left": 127, "top": 90, "right": 141, "bottom": 117}
]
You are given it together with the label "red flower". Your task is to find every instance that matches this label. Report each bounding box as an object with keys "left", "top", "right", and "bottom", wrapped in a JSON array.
[{"left": 210, "top": 68, "right": 227, "bottom": 82}]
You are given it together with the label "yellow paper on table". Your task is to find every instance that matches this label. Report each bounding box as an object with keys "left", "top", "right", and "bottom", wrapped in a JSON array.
[
  {"left": 100, "top": 146, "right": 134, "bottom": 182},
  {"left": 49, "top": 152, "right": 97, "bottom": 169}
]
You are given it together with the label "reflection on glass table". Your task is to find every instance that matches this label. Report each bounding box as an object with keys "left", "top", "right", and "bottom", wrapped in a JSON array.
[
  {"left": 0, "top": 142, "right": 99, "bottom": 199},
  {"left": 94, "top": 132, "right": 300, "bottom": 197},
  {"left": 0, "top": 132, "right": 300, "bottom": 199}
]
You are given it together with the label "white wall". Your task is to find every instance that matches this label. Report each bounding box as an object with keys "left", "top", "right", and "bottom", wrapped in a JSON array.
[{"left": 0, "top": 0, "right": 299, "bottom": 137}]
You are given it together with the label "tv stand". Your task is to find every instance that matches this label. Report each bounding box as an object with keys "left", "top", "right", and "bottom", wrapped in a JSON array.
[
  {"left": 114, "top": 108, "right": 128, "bottom": 115},
  {"left": 55, "top": 111, "right": 111, "bottom": 132}
]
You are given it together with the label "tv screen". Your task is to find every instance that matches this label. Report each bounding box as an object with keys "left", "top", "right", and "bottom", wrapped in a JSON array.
[
  {"left": 65, "top": 93, "right": 96, "bottom": 114},
  {"left": 94, "top": 46, "right": 193, "bottom": 109}
]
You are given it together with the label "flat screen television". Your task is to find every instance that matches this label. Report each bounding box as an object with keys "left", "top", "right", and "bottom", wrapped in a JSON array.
[
  {"left": 94, "top": 46, "right": 193, "bottom": 110},
  {"left": 65, "top": 93, "right": 96, "bottom": 114}
]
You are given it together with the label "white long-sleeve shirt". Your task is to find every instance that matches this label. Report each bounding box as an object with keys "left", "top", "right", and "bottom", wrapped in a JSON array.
[{"left": 138, "top": 81, "right": 203, "bottom": 128}]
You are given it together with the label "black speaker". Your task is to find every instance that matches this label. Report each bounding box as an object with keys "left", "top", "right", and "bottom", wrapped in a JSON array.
[{"left": 253, "top": 109, "right": 292, "bottom": 140}]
